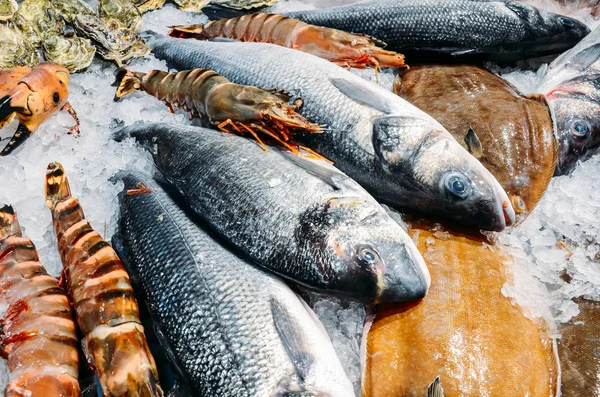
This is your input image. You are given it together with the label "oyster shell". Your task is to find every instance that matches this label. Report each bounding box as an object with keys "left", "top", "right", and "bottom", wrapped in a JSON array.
[
  {"left": 0, "top": 24, "right": 39, "bottom": 69},
  {"left": 42, "top": 35, "right": 95, "bottom": 73},
  {"left": 98, "top": 0, "right": 142, "bottom": 32},
  {"left": 209, "top": 0, "right": 279, "bottom": 10},
  {"left": 48, "top": 0, "right": 94, "bottom": 23},
  {"left": 13, "top": 0, "right": 62, "bottom": 45},
  {"left": 96, "top": 36, "right": 149, "bottom": 67},
  {"left": 172, "top": 0, "right": 210, "bottom": 12},
  {"left": 0, "top": 0, "right": 17, "bottom": 21},
  {"left": 134, "top": 0, "right": 166, "bottom": 13}
]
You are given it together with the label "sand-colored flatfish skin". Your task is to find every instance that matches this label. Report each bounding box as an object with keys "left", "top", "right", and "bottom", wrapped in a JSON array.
[
  {"left": 363, "top": 224, "right": 558, "bottom": 397},
  {"left": 114, "top": 173, "right": 355, "bottom": 397},
  {"left": 395, "top": 64, "right": 557, "bottom": 215},
  {"left": 559, "top": 298, "right": 600, "bottom": 396}
]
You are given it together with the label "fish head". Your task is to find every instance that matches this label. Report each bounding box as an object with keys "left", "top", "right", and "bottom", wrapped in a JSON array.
[
  {"left": 546, "top": 75, "right": 600, "bottom": 175},
  {"left": 372, "top": 116, "right": 515, "bottom": 232},
  {"left": 503, "top": 1, "right": 589, "bottom": 56},
  {"left": 303, "top": 196, "right": 430, "bottom": 303}
]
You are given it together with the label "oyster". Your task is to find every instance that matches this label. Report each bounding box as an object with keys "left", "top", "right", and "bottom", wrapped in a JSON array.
[
  {"left": 42, "top": 35, "right": 95, "bottom": 73},
  {"left": 96, "top": 36, "right": 149, "bottom": 67},
  {"left": 98, "top": 0, "right": 142, "bottom": 32},
  {"left": 48, "top": 0, "right": 94, "bottom": 23},
  {"left": 172, "top": 0, "right": 210, "bottom": 12},
  {"left": 0, "top": 24, "right": 39, "bottom": 69},
  {"left": 134, "top": 0, "right": 166, "bottom": 13},
  {"left": 210, "top": 0, "right": 280, "bottom": 9},
  {"left": 0, "top": 0, "right": 17, "bottom": 21},
  {"left": 13, "top": 0, "right": 62, "bottom": 45}
]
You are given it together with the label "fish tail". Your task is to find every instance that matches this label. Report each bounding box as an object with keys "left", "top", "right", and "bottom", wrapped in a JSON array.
[
  {"left": 113, "top": 69, "right": 145, "bottom": 102},
  {"left": 0, "top": 205, "right": 21, "bottom": 240},
  {"left": 45, "top": 162, "right": 72, "bottom": 210}
]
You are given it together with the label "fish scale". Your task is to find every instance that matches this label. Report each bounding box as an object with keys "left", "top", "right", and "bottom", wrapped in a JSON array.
[
  {"left": 114, "top": 173, "right": 355, "bottom": 396},
  {"left": 282, "top": 0, "right": 590, "bottom": 60},
  {"left": 149, "top": 35, "right": 515, "bottom": 231}
]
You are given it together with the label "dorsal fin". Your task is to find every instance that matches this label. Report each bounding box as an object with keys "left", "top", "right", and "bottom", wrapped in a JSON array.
[
  {"left": 427, "top": 376, "right": 444, "bottom": 397},
  {"left": 464, "top": 127, "right": 483, "bottom": 159},
  {"left": 330, "top": 76, "right": 392, "bottom": 114}
]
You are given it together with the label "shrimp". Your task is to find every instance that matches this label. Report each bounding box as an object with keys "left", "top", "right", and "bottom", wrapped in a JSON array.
[
  {"left": 0, "top": 205, "right": 80, "bottom": 397},
  {"left": 113, "top": 67, "right": 323, "bottom": 155},
  {"left": 45, "top": 162, "right": 163, "bottom": 397},
  {"left": 0, "top": 63, "right": 80, "bottom": 156},
  {"left": 169, "top": 13, "right": 407, "bottom": 70}
]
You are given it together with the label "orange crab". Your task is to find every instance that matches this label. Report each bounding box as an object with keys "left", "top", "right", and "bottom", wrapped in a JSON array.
[{"left": 0, "top": 63, "right": 80, "bottom": 156}]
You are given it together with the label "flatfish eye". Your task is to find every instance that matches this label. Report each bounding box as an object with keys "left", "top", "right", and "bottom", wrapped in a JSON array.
[
  {"left": 570, "top": 120, "right": 590, "bottom": 139},
  {"left": 444, "top": 173, "right": 471, "bottom": 199}
]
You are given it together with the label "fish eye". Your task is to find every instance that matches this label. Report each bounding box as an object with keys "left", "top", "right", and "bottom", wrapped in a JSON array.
[
  {"left": 570, "top": 120, "right": 590, "bottom": 139},
  {"left": 358, "top": 246, "right": 380, "bottom": 264},
  {"left": 511, "top": 196, "right": 526, "bottom": 213},
  {"left": 444, "top": 173, "right": 471, "bottom": 199},
  {"left": 559, "top": 17, "right": 575, "bottom": 27},
  {"left": 53, "top": 92, "right": 60, "bottom": 103}
]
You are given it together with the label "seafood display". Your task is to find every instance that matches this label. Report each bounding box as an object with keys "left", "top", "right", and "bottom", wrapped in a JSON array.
[
  {"left": 169, "top": 14, "right": 406, "bottom": 69},
  {"left": 45, "top": 162, "right": 163, "bottom": 397},
  {"left": 272, "top": 0, "right": 591, "bottom": 60},
  {"left": 0, "top": 25, "right": 39, "bottom": 69},
  {"left": 538, "top": 27, "right": 600, "bottom": 175},
  {"left": 0, "top": 63, "right": 79, "bottom": 156},
  {"left": 114, "top": 172, "right": 355, "bottom": 396},
  {"left": 118, "top": 122, "right": 430, "bottom": 303},
  {"left": 114, "top": 68, "right": 321, "bottom": 151},
  {"left": 393, "top": 64, "right": 557, "bottom": 216},
  {"left": 363, "top": 224, "right": 559, "bottom": 397},
  {"left": 148, "top": 35, "right": 516, "bottom": 231},
  {"left": 0, "top": 206, "right": 80, "bottom": 397}
]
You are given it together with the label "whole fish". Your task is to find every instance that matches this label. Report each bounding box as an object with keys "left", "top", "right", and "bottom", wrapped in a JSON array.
[
  {"left": 538, "top": 27, "right": 600, "bottom": 175},
  {"left": 363, "top": 224, "right": 559, "bottom": 397},
  {"left": 0, "top": 206, "right": 80, "bottom": 397},
  {"left": 118, "top": 122, "right": 430, "bottom": 303},
  {"left": 394, "top": 64, "right": 557, "bottom": 217},
  {"left": 113, "top": 172, "right": 356, "bottom": 397},
  {"left": 206, "top": 0, "right": 590, "bottom": 60},
  {"left": 148, "top": 35, "right": 515, "bottom": 232}
]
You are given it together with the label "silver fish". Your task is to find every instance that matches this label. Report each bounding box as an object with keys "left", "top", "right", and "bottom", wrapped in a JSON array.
[
  {"left": 279, "top": 0, "right": 590, "bottom": 61},
  {"left": 148, "top": 35, "right": 515, "bottom": 231},
  {"left": 113, "top": 172, "right": 356, "bottom": 397},
  {"left": 538, "top": 27, "right": 600, "bottom": 174},
  {"left": 117, "top": 122, "right": 431, "bottom": 303}
]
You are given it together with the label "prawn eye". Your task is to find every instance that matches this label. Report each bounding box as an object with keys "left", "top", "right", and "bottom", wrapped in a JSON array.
[
  {"left": 559, "top": 16, "right": 575, "bottom": 27},
  {"left": 444, "top": 173, "right": 471, "bottom": 199},
  {"left": 358, "top": 246, "right": 380, "bottom": 264},
  {"left": 570, "top": 120, "right": 590, "bottom": 139},
  {"left": 53, "top": 92, "right": 60, "bottom": 104}
]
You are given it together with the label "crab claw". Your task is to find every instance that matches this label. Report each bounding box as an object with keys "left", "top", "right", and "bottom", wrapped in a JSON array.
[{"left": 0, "top": 124, "right": 33, "bottom": 156}]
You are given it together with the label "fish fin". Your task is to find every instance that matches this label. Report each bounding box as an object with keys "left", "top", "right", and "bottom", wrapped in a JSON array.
[
  {"left": 0, "top": 205, "right": 21, "bottom": 240},
  {"left": 450, "top": 48, "right": 476, "bottom": 56},
  {"left": 329, "top": 76, "right": 392, "bottom": 114},
  {"left": 271, "top": 298, "right": 313, "bottom": 382},
  {"left": 464, "top": 127, "right": 483, "bottom": 159},
  {"left": 201, "top": 5, "right": 248, "bottom": 20},
  {"left": 525, "top": 93, "right": 549, "bottom": 105},
  {"left": 0, "top": 124, "right": 32, "bottom": 157},
  {"left": 427, "top": 376, "right": 444, "bottom": 397},
  {"left": 113, "top": 68, "right": 144, "bottom": 102},
  {"left": 567, "top": 43, "right": 600, "bottom": 73},
  {"left": 279, "top": 149, "right": 349, "bottom": 191}
]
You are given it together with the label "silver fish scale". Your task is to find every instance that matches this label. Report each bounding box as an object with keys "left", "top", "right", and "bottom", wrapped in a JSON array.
[
  {"left": 116, "top": 173, "right": 354, "bottom": 396},
  {"left": 122, "top": 122, "right": 393, "bottom": 294},
  {"left": 149, "top": 36, "right": 436, "bottom": 197}
]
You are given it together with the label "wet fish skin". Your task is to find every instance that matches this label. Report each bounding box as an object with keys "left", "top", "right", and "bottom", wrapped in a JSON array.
[
  {"left": 114, "top": 172, "right": 356, "bottom": 397},
  {"left": 280, "top": 0, "right": 589, "bottom": 60},
  {"left": 118, "top": 121, "right": 430, "bottom": 303},
  {"left": 148, "top": 35, "right": 515, "bottom": 232}
]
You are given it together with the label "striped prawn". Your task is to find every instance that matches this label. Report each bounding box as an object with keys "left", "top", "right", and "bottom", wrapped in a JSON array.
[
  {"left": 169, "top": 13, "right": 407, "bottom": 70},
  {"left": 45, "top": 162, "right": 163, "bottom": 397},
  {"left": 114, "top": 67, "right": 325, "bottom": 157},
  {"left": 0, "top": 205, "right": 80, "bottom": 397}
]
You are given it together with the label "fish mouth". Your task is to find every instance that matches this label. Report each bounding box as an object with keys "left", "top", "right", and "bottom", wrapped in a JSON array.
[{"left": 374, "top": 244, "right": 430, "bottom": 303}]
